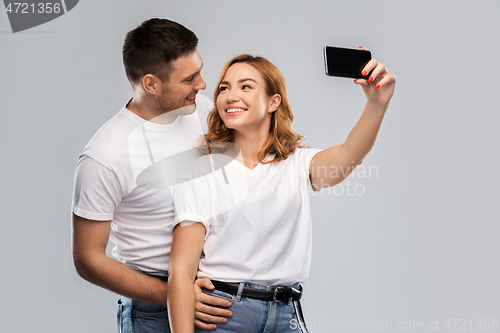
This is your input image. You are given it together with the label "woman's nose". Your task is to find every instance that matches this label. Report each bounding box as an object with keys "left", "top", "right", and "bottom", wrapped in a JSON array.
[{"left": 226, "top": 88, "right": 240, "bottom": 102}]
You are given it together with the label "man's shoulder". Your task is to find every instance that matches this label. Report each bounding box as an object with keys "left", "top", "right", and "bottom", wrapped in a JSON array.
[{"left": 80, "top": 107, "right": 138, "bottom": 164}]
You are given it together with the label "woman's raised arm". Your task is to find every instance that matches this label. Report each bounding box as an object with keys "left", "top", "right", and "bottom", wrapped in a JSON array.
[{"left": 310, "top": 47, "right": 396, "bottom": 189}]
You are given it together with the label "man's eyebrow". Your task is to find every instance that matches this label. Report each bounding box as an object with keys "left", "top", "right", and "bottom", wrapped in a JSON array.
[
  {"left": 182, "top": 71, "right": 200, "bottom": 82},
  {"left": 181, "top": 63, "right": 203, "bottom": 82}
]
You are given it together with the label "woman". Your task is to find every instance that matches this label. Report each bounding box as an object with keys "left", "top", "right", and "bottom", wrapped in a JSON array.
[{"left": 168, "top": 51, "right": 396, "bottom": 333}]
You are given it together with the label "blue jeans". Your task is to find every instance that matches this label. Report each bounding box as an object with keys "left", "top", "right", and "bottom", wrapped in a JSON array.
[
  {"left": 117, "top": 296, "right": 170, "bottom": 333},
  {"left": 196, "top": 282, "right": 304, "bottom": 333},
  {"left": 116, "top": 272, "right": 170, "bottom": 333}
]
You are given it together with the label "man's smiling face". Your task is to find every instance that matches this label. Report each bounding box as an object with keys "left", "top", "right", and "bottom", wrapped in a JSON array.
[{"left": 156, "top": 49, "right": 206, "bottom": 113}]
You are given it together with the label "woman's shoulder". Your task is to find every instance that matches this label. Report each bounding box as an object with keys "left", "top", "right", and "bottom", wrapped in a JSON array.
[
  {"left": 281, "top": 147, "right": 322, "bottom": 163},
  {"left": 273, "top": 148, "right": 323, "bottom": 175}
]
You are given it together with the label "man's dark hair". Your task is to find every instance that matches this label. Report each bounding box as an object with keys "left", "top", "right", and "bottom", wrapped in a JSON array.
[{"left": 123, "top": 18, "right": 198, "bottom": 86}]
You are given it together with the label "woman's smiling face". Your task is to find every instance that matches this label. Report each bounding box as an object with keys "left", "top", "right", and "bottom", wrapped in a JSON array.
[{"left": 217, "top": 62, "right": 280, "bottom": 133}]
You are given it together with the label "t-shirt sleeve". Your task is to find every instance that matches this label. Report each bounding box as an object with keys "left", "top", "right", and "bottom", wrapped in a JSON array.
[
  {"left": 171, "top": 175, "right": 211, "bottom": 237},
  {"left": 72, "top": 156, "right": 122, "bottom": 221},
  {"left": 295, "top": 148, "right": 322, "bottom": 197}
]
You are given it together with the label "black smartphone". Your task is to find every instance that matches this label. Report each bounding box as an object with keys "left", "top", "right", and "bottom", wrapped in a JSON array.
[{"left": 323, "top": 46, "right": 372, "bottom": 79}]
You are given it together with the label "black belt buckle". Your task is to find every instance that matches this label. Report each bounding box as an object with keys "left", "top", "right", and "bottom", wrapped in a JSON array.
[{"left": 273, "top": 286, "right": 287, "bottom": 302}]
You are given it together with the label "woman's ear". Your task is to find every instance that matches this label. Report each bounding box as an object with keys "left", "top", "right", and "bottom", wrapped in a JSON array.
[{"left": 268, "top": 94, "right": 282, "bottom": 113}]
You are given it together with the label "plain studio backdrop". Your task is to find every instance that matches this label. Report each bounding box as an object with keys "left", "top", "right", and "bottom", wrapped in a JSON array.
[{"left": 1, "top": 1, "right": 498, "bottom": 332}]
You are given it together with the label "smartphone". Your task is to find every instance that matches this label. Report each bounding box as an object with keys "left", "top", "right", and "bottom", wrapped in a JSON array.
[{"left": 323, "top": 46, "right": 372, "bottom": 79}]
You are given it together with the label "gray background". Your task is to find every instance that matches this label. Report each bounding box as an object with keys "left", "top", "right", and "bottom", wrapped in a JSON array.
[{"left": 1, "top": 0, "right": 499, "bottom": 332}]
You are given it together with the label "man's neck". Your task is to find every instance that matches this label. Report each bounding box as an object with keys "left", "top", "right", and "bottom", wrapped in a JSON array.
[
  {"left": 126, "top": 97, "right": 162, "bottom": 121},
  {"left": 126, "top": 96, "right": 196, "bottom": 125}
]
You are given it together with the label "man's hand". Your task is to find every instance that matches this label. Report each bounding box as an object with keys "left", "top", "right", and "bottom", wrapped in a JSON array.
[{"left": 194, "top": 278, "right": 233, "bottom": 330}]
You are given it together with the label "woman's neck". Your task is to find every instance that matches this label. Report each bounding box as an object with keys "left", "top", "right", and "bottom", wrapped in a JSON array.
[{"left": 234, "top": 129, "right": 269, "bottom": 170}]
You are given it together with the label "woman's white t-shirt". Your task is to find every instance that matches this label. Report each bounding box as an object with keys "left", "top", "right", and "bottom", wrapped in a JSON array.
[{"left": 172, "top": 148, "right": 321, "bottom": 286}]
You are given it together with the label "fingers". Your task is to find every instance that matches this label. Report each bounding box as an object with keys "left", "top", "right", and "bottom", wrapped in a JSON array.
[
  {"left": 360, "top": 59, "right": 392, "bottom": 89},
  {"left": 195, "top": 298, "right": 232, "bottom": 315},
  {"left": 194, "top": 284, "right": 232, "bottom": 318},
  {"left": 354, "top": 46, "right": 396, "bottom": 102},
  {"left": 358, "top": 46, "right": 372, "bottom": 79},
  {"left": 195, "top": 278, "right": 215, "bottom": 290},
  {"left": 373, "top": 72, "right": 396, "bottom": 89},
  {"left": 193, "top": 278, "right": 233, "bottom": 330},
  {"left": 194, "top": 294, "right": 233, "bottom": 328},
  {"left": 195, "top": 303, "right": 231, "bottom": 320},
  {"left": 361, "top": 58, "right": 379, "bottom": 80},
  {"left": 194, "top": 300, "right": 232, "bottom": 329},
  {"left": 369, "top": 63, "right": 387, "bottom": 84},
  {"left": 195, "top": 319, "right": 217, "bottom": 330},
  {"left": 354, "top": 78, "right": 368, "bottom": 86},
  {"left": 196, "top": 291, "right": 232, "bottom": 309},
  {"left": 194, "top": 281, "right": 231, "bottom": 308}
]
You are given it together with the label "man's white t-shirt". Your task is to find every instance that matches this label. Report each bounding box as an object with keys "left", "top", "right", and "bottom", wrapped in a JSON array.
[
  {"left": 172, "top": 148, "right": 321, "bottom": 286},
  {"left": 72, "top": 94, "right": 212, "bottom": 273}
]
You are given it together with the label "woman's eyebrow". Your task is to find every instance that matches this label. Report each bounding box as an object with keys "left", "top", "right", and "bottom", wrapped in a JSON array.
[
  {"left": 219, "top": 78, "right": 257, "bottom": 86},
  {"left": 238, "top": 78, "right": 257, "bottom": 84}
]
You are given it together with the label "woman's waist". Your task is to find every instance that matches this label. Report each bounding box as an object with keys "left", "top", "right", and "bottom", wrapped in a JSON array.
[
  {"left": 207, "top": 280, "right": 303, "bottom": 303},
  {"left": 197, "top": 267, "right": 309, "bottom": 287},
  {"left": 216, "top": 280, "right": 301, "bottom": 290}
]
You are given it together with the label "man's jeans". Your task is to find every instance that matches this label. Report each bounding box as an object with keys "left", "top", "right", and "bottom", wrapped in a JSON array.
[
  {"left": 116, "top": 272, "right": 170, "bottom": 333},
  {"left": 117, "top": 296, "right": 170, "bottom": 333},
  {"left": 195, "top": 282, "right": 304, "bottom": 333}
]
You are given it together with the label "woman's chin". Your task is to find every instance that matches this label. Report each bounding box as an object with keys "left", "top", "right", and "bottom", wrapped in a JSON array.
[{"left": 222, "top": 121, "right": 240, "bottom": 131}]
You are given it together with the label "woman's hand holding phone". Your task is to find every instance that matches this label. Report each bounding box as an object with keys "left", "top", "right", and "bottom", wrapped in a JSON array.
[{"left": 354, "top": 46, "right": 396, "bottom": 107}]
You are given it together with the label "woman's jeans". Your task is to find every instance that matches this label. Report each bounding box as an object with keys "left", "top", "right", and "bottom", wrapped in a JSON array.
[
  {"left": 116, "top": 280, "right": 307, "bottom": 333},
  {"left": 196, "top": 282, "right": 306, "bottom": 333}
]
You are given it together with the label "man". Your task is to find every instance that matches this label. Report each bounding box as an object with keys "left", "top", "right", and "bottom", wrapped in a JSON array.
[{"left": 72, "top": 18, "right": 231, "bottom": 332}]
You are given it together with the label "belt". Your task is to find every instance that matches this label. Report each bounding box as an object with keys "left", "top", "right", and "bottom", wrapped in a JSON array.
[
  {"left": 142, "top": 272, "right": 169, "bottom": 282},
  {"left": 211, "top": 280, "right": 302, "bottom": 302}
]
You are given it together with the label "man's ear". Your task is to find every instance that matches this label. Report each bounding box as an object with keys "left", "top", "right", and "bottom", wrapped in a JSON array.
[
  {"left": 142, "top": 74, "right": 160, "bottom": 95},
  {"left": 268, "top": 94, "right": 282, "bottom": 113}
]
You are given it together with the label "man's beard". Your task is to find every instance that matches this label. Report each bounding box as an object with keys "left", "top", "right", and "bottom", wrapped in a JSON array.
[{"left": 150, "top": 96, "right": 197, "bottom": 125}]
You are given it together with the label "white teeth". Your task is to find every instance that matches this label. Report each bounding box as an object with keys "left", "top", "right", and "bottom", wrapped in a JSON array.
[{"left": 226, "top": 108, "right": 246, "bottom": 113}]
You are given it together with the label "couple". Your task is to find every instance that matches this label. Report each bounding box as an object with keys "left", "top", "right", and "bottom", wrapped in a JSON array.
[{"left": 72, "top": 18, "right": 395, "bottom": 333}]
